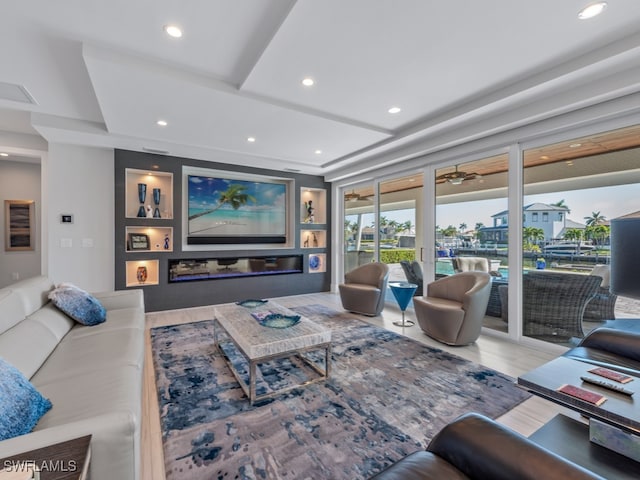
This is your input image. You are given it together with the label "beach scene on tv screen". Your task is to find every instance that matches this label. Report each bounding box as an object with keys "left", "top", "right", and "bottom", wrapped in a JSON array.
[{"left": 188, "top": 175, "right": 286, "bottom": 236}]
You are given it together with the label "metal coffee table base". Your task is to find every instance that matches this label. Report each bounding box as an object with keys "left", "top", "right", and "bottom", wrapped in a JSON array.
[{"left": 214, "top": 319, "right": 331, "bottom": 405}]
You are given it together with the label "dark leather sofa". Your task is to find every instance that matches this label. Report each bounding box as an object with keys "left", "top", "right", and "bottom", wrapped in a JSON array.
[
  {"left": 370, "top": 412, "right": 603, "bottom": 480},
  {"left": 563, "top": 325, "right": 640, "bottom": 376}
]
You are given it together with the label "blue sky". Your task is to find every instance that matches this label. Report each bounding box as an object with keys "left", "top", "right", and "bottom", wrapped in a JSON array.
[{"left": 353, "top": 183, "right": 639, "bottom": 230}]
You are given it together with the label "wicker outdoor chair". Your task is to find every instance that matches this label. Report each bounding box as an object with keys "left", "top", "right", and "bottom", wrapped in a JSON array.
[
  {"left": 501, "top": 271, "right": 602, "bottom": 341},
  {"left": 583, "top": 265, "right": 617, "bottom": 321}
]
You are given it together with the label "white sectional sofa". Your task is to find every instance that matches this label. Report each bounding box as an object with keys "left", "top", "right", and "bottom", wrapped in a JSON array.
[{"left": 0, "top": 276, "right": 145, "bottom": 480}]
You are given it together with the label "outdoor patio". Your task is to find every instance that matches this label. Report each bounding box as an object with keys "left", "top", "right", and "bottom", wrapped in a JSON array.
[{"left": 385, "top": 262, "right": 640, "bottom": 344}]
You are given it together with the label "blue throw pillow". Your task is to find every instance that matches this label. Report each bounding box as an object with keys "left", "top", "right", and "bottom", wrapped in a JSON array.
[
  {"left": 0, "top": 357, "right": 52, "bottom": 441},
  {"left": 48, "top": 283, "right": 106, "bottom": 326}
]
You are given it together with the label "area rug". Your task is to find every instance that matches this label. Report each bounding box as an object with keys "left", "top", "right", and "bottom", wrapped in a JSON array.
[{"left": 151, "top": 304, "right": 531, "bottom": 480}]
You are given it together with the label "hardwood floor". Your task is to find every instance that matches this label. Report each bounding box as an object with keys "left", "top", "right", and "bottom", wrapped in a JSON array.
[{"left": 141, "top": 292, "right": 578, "bottom": 480}]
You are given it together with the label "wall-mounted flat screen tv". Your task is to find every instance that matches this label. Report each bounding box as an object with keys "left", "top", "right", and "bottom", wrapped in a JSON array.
[{"left": 186, "top": 171, "right": 288, "bottom": 244}]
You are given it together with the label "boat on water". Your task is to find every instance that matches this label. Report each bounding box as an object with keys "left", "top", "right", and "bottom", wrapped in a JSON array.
[{"left": 542, "top": 242, "right": 596, "bottom": 255}]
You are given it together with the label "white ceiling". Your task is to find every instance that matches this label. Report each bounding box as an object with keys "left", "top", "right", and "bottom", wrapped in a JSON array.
[{"left": 2, "top": 1, "right": 640, "bottom": 178}]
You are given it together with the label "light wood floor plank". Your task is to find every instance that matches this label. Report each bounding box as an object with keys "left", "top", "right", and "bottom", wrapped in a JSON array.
[{"left": 141, "top": 292, "right": 572, "bottom": 480}]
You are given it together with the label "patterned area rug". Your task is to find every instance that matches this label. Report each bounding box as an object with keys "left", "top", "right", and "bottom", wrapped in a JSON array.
[{"left": 151, "top": 304, "right": 530, "bottom": 480}]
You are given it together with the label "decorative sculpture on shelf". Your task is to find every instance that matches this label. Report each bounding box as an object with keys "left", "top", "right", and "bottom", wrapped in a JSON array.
[
  {"left": 163, "top": 233, "right": 170, "bottom": 250},
  {"left": 146, "top": 205, "right": 153, "bottom": 218},
  {"left": 313, "top": 232, "right": 318, "bottom": 247},
  {"left": 137, "top": 183, "right": 147, "bottom": 217},
  {"left": 304, "top": 200, "right": 315, "bottom": 223},
  {"left": 303, "top": 235, "right": 310, "bottom": 247}
]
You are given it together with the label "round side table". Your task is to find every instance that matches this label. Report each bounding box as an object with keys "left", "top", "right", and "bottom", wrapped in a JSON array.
[{"left": 389, "top": 281, "right": 417, "bottom": 327}]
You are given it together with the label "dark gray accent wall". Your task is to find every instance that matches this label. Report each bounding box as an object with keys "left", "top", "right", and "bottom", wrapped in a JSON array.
[{"left": 115, "top": 149, "right": 331, "bottom": 311}]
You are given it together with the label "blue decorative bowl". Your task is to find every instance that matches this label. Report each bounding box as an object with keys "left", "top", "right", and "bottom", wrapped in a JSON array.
[
  {"left": 309, "top": 255, "right": 320, "bottom": 270},
  {"left": 259, "top": 313, "right": 301, "bottom": 329},
  {"left": 236, "top": 299, "right": 268, "bottom": 308}
]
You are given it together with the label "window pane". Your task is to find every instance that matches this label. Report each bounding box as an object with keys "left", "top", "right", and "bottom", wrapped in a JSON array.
[
  {"left": 435, "top": 154, "right": 509, "bottom": 334},
  {"left": 344, "top": 185, "right": 375, "bottom": 272},
  {"left": 522, "top": 125, "right": 640, "bottom": 346}
]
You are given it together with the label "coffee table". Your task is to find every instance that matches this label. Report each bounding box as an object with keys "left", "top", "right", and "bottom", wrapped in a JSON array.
[
  {"left": 518, "top": 356, "right": 640, "bottom": 476},
  {"left": 213, "top": 301, "right": 332, "bottom": 405},
  {"left": 518, "top": 356, "right": 640, "bottom": 432}
]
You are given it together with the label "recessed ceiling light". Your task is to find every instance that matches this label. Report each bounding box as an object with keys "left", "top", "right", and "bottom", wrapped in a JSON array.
[
  {"left": 164, "top": 24, "right": 183, "bottom": 38},
  {"left": 156, "top": 120, "right": 168, "bottom": 127},
  {"left": 388, "top": 106, "right": 401, "bottom": 114},
  {"left": 566, "top": 161, "right": 574, "bottom": 166},
  {"left": 540, "top": 155, "right": 550, "bottom": 160},
  {"left": 301, "top": 77, "right": 315, "bottom": 87},
  {"left": 314, "top": 150, "right": 322, "bottom": 155},
  {"left": 578, "top": 2, "right": 607, "bottom": 20},
  {"left": 247, "top": 137, "right": 256, "bottom": 143},
  {"left": 0, "top": 153, "right": 8, "bottom": 157},
  {"left": 569, "top": 143, "right": 582, "bottom": 148}
]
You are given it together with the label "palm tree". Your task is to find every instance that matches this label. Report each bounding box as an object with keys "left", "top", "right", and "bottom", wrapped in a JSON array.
[
  {"left": 523, "top": 226, "right": 544, "bottom": 245},
  {"left": 442, "top": 225, "right": 458, "bottom": 237},
  {"left": 400, "top": 220, "right": 413, "bottom": 234},
  {"left": 584, "top": 211, "right": 606, "bottom": 227},
  {"left": 586, "top": 224, "right": 611, "bottom": 246},
  {"left": 459, "top": 222, "right": 467, "bottom": 232},
  {"left": 188, "top": 184, "right": 256, "bottom": 220},
  {"left": 551, "top": 199, "right": 570, "bottom": 212},
  {"left": 563, "top": 228, "right": 583, "bottom": 254}
]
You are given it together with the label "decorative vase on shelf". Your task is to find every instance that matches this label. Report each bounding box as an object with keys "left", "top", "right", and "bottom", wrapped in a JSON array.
[
  {"left": 153, "top": 188, "right": 161, "bottom": 218},
  {"left": 136, "top": 266, "right": 148, "bottom": 284},
  {"left": 137, "top": 183, "right": 147, "bottom": 217}
]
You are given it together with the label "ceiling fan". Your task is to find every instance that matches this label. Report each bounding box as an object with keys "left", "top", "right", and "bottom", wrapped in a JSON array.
[
  {"left": 344, "top": 190, "right": 371, "bottom": 202},
  {"left": 344, "top": 190, "right": 373, "bottom": 203},
  {"left": 436, "top": 165, "right": 480, "bottom": 185}
]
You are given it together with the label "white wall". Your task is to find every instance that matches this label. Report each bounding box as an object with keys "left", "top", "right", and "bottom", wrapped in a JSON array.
[
  {"left": 0, "top": 160, "right": 41, "bottom": 287},
  {"left": 44, "top": 143, "right": 114, "bottom": 291}
]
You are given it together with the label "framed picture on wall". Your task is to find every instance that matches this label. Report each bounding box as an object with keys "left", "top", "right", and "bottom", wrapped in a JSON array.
[
  {"left": 127, "top": 233, "right": 150, "bottom": 251},
  {"left": 4, "top": 200, "right": 35, "bottom": 252}
]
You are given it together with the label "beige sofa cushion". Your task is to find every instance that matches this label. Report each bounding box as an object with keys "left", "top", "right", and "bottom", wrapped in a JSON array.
[
  {"left": 31, "top": 326, "right": 144, "bottom": 385},
  {"left": 0, "top": 303, "right": 74, "bottom": 378},
  {"left": 0, "top": 289, "right": 28, "bottom": 335},
  {"left": 33, "top": 365, "right": 142, "bottom": 429}
]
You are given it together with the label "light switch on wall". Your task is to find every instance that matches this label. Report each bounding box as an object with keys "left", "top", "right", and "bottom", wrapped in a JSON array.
[
  {"left": 60, "top": 238, "right": 73, "bottom": 248},
  {"left": 82, "top": 238, "right": 94, "bottom": 248}
]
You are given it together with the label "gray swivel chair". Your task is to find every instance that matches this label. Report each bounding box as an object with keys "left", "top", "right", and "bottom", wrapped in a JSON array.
[
  {"left": 400, "top": 260, "right": 423, "bottom": 296},
  {"left": 339, "top": 262, "right": 390, "bottom": 316},
  {"left": 414, "top": 272, "right": 491, "bottom": 345}
]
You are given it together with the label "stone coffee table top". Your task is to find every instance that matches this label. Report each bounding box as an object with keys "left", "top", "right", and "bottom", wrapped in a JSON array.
[{"left": 214, "top": 301, "right": 331, "bottom": 359}]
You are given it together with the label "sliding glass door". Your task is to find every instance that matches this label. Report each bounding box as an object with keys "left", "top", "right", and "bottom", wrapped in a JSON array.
[
  {"left": 521, "top": 125, "right": 640, "bottom": 346},
  {"left": 343, "top": 184, "right": 375, "bottom": 273},
  {"left": 342, "top": 173, "right": 424, "bottom": 290},
  {"left": 435, "top": 154, "right": 509, "bottom": 334}
]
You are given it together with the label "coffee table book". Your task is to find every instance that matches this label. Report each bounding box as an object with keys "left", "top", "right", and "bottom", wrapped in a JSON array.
[
  {"left": 557, "top": 384, "right": 607, "bottom": 406},
  {"left": 589, "top": 367, "right": 634, "bottom": 384}
]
